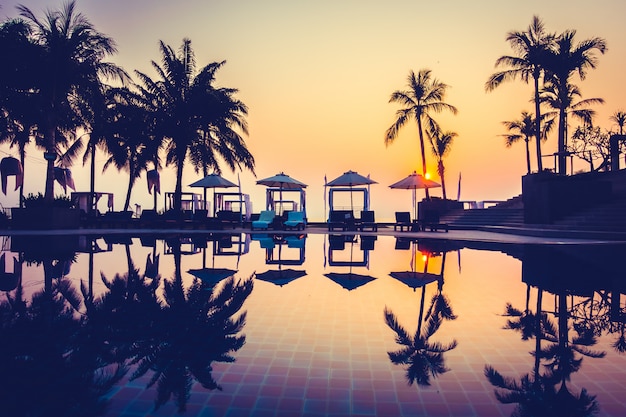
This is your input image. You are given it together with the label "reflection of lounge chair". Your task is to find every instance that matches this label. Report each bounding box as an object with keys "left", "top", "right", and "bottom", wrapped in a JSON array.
[
  {"left": 394, "top": 212, "right": 412, "bottom": 231},
  {"left": 360, "top": 235, "right": 377, "bottom": 250},
  {"left": 251, "top": 210, "right": 275, "bottom": 230},
  {"left": 358, "top": 210, "right": 377, "bottom": 231},
  {"left": 284, "top": 211, "right": 306, "bottom": 230},
  {"left": 328, "top": 234, "right": 347, "bottom": 250},
  {"left": 395, "top": 237, "right": 412, "bottom": 250}
]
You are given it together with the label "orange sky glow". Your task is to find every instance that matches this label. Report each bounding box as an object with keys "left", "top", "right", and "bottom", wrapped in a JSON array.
[{"left": 1, "top": 0, "right": 625, "bottom": 221}]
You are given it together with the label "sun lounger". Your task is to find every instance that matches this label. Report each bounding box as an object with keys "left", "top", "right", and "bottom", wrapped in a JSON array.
[
  {"left": 284, "top": 210, "right": 306, "bottom": 230},
  {"left": 251, "top": 210, "right": 275, "bottom": 230},
  {"left": 328, "top": 210, "right": 355, "bottom": 231},
  {"left": 217, "top": 210, "right": 241, "bottom": 229},
  {"left": 394, "top": 211, "right": 413, "bottom": 232},
  {"left": 358, "top": 210, "right": 377, "bottom": 231}
]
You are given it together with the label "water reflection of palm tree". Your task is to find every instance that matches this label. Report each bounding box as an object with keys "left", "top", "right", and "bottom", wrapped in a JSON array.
[
  {"left": 127, "top": 247, "right": 254, "bottom": 412},
  {"left": 385, "top": 247, "right": 457, "bottom": 386},
  {"left": 486, "top": 285, "right": 603, "bottom": 416},
  {"left": 0, "top": 270, "right": 125, "bottom": 416}
]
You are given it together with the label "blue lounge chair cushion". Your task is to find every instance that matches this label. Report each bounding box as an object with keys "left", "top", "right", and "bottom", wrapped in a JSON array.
[
  {"left": 252, "top": 210, "right": 275, "bottom": 230},
  {"left": 284, "top": 211, "right": 305, "bottom": 229}
]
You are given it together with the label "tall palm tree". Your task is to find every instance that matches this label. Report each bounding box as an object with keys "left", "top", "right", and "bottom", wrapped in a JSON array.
[
  {"left": 427, "top": 129, "right": 457, "bottom": 199},
  {"left": 134, "top": 39, "right": 254, "bottom": 213},
  {"left": 540, "top": 80, "right": 604, "bottom": 171},
  {"left": 542, "top": 29, "right": 607, "bottom": 175},
  {"left": 0, "top": 18, "right": 41, "bottom": 207},
  {"left": 486, "top": 15, "right": 555, "bottom": 173},
  {"left": 16, "top": 1, "right": 127, "bottom": 203},
  {"left": 102, "top": 88, "right": 161, "bottom": 211},
  {"left": 610, "top": 110, "right": 626, "bottom": 135},
  {"left": 386, "top": 69, "right": 457, "bottom": 198},
  {"left": 501, "top": 111, "right": 554, "bottom": 174}
]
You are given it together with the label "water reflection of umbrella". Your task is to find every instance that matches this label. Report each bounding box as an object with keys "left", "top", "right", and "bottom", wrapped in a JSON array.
[
  {"left": 189, "top": 173, "right": 238, "bottom": 214},
  {"left": 389, "top": 171, "right": 440, "bottom": 218},
  {"left": 390, "top": 239, "right": 443, "bottom": 292},
  {"left": 326, "top": 170, "right": 377, "bottom": 211},
  {"left": 188, "top": 267, "right": 237, "bottom": 288},
  {"left": 255, "top": 268, "right": 307, "bottom": 287},
  {"left": 256, "top": 172, "right": 307, "bottom": 215},
  {"left": 324, "top": 271, "right": 376, "bottom": 291},
  {"left": 389, "top": 271, "right": 439, "bottom": 290}
]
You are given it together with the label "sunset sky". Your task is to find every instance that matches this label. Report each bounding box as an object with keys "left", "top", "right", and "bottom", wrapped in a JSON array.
[{"left": 1, "top": 0, "right": 625, "bottom": 221}]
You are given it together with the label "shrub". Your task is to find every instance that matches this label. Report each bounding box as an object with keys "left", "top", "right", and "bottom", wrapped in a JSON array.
[{"left": 22, "top": 193, "right": 75, "bottom": 209}]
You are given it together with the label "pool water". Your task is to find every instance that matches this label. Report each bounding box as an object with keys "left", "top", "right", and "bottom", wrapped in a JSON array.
[{"left": 1, "top": 232, "right": 625, "bottom": 417}]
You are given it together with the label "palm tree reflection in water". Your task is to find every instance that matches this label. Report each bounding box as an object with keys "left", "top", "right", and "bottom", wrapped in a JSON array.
[
  {"left": 0, "top": 236, "right": 254, "bottom": 415},
  {"left": 485, "top": 281, "right": 605, "bottom": 416},
  {"left": 384, "top": 244, "right": 458, "bottom": 386}
]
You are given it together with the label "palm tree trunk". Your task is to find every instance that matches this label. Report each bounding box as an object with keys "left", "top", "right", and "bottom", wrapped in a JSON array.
[
  {"left": 174, "top": 160, "right": 184, "bottom": 213},
  {"left": 525, "top": 138, "right": 531, "bottom": 174},
  {"left": 558, "top": 107, "right": 567, "bottom": 175},
  {"left": 438, "top": 162, "right": 447, "bottom": 200},
  {"left": 533, "top": 73, "right": 543, "bottom": 172},
  {"left": 90, "top": 142, "right": 96, "bottom": 214},
  {"left": 416, "top": 117, "right": 430, "bottom": 199},
  {"left": 19, "top": 148, "right": 25, "bottom": 208},
  {"left": 123, "top": 173, "right": 133, "bottom": 212},
  {"left": 44, "top": 127, "right": 56, "bottom": 204}
]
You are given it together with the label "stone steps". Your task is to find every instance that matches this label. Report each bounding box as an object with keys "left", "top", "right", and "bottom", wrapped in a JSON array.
[
  {"left": 441, "top": 208, "right": 525, "bottom": 229},
  {"left": 552, "top": 198, "right": 626, "bottom": 231}
]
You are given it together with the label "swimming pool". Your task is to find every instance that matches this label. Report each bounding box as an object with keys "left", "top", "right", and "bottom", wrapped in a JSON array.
[{"left": 1, "top": 232, "right": 625, "bottom": 417}]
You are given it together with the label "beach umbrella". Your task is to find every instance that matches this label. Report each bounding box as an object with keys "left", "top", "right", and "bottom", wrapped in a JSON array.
[
  {"left": 326, "top": 170, "right": 377, "bottom": 212},
  {"left": 256, "top": 172, "right": 307, "bottom": 215},
  {"left": 389, "top": 171, "right": 441, "bottom": 219},
  {"left": 189, "top": 173, "right": 238, "bottom": 215}
]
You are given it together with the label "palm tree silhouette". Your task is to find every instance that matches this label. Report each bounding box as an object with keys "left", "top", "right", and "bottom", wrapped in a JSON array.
[
  {"left": 540, "top": 80, "right": 604, "bottom": 168},
  {"left": 610, "top": 110, "right": 626, "bottom": 135},
  {"left": 501, "top": 112, "right": 554, "bottom": 174},
  {"left": 133, "top": 39, "right": 255, "bottom": 213},
  {"left": 0, "top": 19, "right": 42, "bottom": 207},
  {"left": 486, "top": 15, "right": 555, "bottom": 173},
  {"left": 542, "top": 29, "right": 607, "bottom": 175},
  {"left": 428, "top": 129, "right": 457, "bottom": 199},
  {"left": 15, "top": 1, "right": 128, "bottom": 203},
  {"left": 102, "top": 88, "right": 162, "bottom": 211},
  {"left": 385, "top": 69, "right": 457, "bottom": 198}
]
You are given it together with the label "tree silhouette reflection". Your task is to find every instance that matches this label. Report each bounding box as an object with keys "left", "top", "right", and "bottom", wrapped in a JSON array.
[
  {"left": 484, "top": 245, "right": 621, "bottom": 417},
  {"left": 0, "top": 265, "right": 126, "bottom": 417},
  {"left": 385, "top": 241, "right": 458, "bottom": 386},
  {"left": 1, "top": 235, "right": 254, "bottom": 414},
  {"left": 122, "top": 243, "right": 254, "bottom": 412}
]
